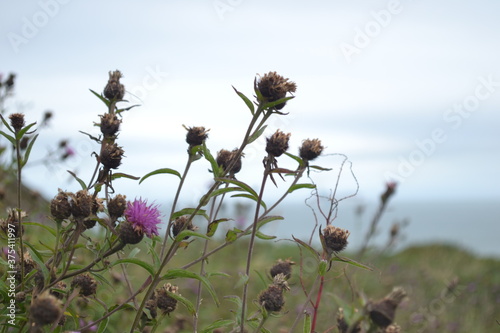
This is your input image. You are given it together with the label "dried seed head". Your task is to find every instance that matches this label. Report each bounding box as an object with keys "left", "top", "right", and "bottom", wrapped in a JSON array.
[
  {"left": 266, "top": 130, "right": 291, "bottom": 157},
  {"left": 258, "top": 284, "right": 285, "bottom": 312},
  {"left": 50, "top": 191, "right": 72, "bottom": 220},
  {"left": 50, "top": 281, "right": 67, "bottom": 300},
  {"left": 1, "top": 208, "right": 26, "bottom": 238},
  {"left": 9, "top": 113, "right": 25, "bottom": 132},
  {"left": 216, "top": 149, "right": 242, "bottom": 175},
  {"left": 103, "top": 70, "right": 125, "bottom": 100},
  {"left": 100, "top": 113, "right": 121, "bottom": 137},
  {"left": 71, "top": 273, "right": 97, "bottom": 296},
  {"left": 108, "top": 194, "right": 127, "bottom": 219},
  {"left": 171, "top": 216, "right": 198, "bottom": 239},
  {"left": 322, "top": 225, "right": 350, "bottom": 254},
  {"left": 119, "top": 221, "right": 144, "bottom": 245},
  {"left": 83, "top": 218, "right": 96, "bottom": 229},
  {"left": 70, "top": 190, "right": 93, "bottom": 219},
  {"left": 270, "top": 259, "right": 295, "bottom": 280},
  {"left": 156, "top": 283, "right": 179, "bottom": 314},
  {"left": 369, "top": 287, "right": 407, "bottom": 328},
  {"left": 100, "top": 143, "right": 124, "bottom": 169},
  {"left": 257, "top": 71, "right": 296, "bottom": 109},
  {"left": 185, "top": 125, "right": 209, "bottom": 147},
  {"left": 30, "top": 292, "right": 62, "bottom": 326},
  {"left": 145, "top": 298, "right": 158, "bottom": 319},
  {"left": 299, "top": 138, "right": 324, "bottom": 161}
]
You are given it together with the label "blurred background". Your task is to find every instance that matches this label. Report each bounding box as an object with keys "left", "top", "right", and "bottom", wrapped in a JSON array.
[{"left": 1, "top": 0, "right": 499, "bottom": 256}]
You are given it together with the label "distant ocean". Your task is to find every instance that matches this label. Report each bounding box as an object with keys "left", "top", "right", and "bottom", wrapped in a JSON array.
[{"left": 261, "top": 199, "right": 500, "bottom": 258}]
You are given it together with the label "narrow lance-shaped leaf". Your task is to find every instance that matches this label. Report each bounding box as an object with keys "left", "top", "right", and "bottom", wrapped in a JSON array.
[
  {"left": 89, "top": 89, "right": 111, "bottom": 107},
  {"left": 202, "top": 142, "right": 222, "bottom": 177},
  {"left": 0, "top": 114, "right": 14, "bottom": 133},
  {"left": 67, "top": 170, "right": 87, "bottom": 190},
  {"left": 232, "top": 86, "right": 255, "bottom": 115},
  {"left": 206, "top": 218, "right": 231, "bottom": 237},
  {"left": 0, "top": 130, "right": 16, "bottom": 145},
  {"left": 21, "top": 133, "right": 38, "bottom": 168},
  {"left": 16, "top": 121, "right": 37, "bottom": 140},
  {"left": 248, "top": 124, "right": 267, "bottom": 144},
  {"left": 287, "top": 183, "right": 316, "bottom": 194},
  {"left": 110, "top": 258, "right": 155, "bottom": 277},
  {"left": 331, "top": 254, "right": 373, "bottom": 271},
  {"left": 139, "top": 168, "right": 181, "bottom": 184},
  {"left": 263, "top": 95, "right": 295, "bottom": 110},
  {"left": 284, "top": 152, "right": 305, "bottom": 168},
  {"left": 164, "top": 290, "right": 197, "bottom": 316},
  {"left": 162, "top": 268, "right": 220, "bottom": 306},
  {"left": 111, "top": 172, "right": 140, "bottom": 181},
  {"left": 175, "top": 230, "right": 210, "bottom": 242},
  {"left": 292, "top": 235, "right": 320, "bottom": 258},
  {"left": 171, "top": 208, "right": 209, "bottom": 221},
  {"left": 201, "top": 319, "right": 235, "bottom": 333},
  {"left": 231, "top": 193, "right": 267, "bottom": 210}
]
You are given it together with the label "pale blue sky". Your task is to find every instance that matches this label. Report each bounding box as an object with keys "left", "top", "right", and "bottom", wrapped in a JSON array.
[{"left": 2, "top": 1, "right": 499, "bottom": 252}]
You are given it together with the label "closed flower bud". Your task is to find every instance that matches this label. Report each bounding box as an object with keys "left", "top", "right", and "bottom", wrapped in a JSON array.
[
  {"left": 119, "top": 221, "right": 144, "bottom": 245},
  {"left": 108, "top": 194, "right": 127, "bottom": 219},
  {"left": 50, "top": 281, "right": 67, "bottom": 300},
  {"left": 100, "top": 143, "right": 124, "bottom": 169},
  {"left": 381, "top": 182, "right": 397, "bottom": 205},
  {"left": 171, "top": 216, "right": 198, "bottom": 239},
  {"left": 216, "top": 149, "right": 242, "bottom": 175},
  {"left": 70, "top": 190, "right": 93, "bottom": 219},
  {"left": 100, "top": 113, "right": 121, "bottom": 137},
  {"left": 71, "top": 273, "right": 97, "bottom": 296},
  {"left": 299, "top": 138, "right": 323, "bottom": 161},
  {"left": 30, "top": 292, "right": 62, "bottom": 326},
  {"left": 50, "top": 191, "right": 72, "bottom": 220},
  {"left": 258, "top": 284, "right": 285, "bottom": 312},
  {"left": 185, "top": 125, "right": 209, "bottom": 147},
  {"left": 266, "top": 130, "right": 291, "bottom": 157},
  {"left": 322, "top": 225, "right": 350, "bottom": 254},
  {"left": 257, "top": 71, "right": 297, "bottom": 109},
  {"left": 103, "top": 70, "right": 125, "bottom": 100},
  {"left": 9, "top": 113, "right": 25, "bottom": 132},
  {"left": 368, "top": 287, "right": 407, "bottom": 328}
]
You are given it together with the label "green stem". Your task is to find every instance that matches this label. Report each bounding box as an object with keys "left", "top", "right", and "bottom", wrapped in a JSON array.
[
  {"left": 14, "top": 134, "right": 25, "bottom": 290},
  {"left": 310, "top": 275, "right": 325, "bottom": 332}
]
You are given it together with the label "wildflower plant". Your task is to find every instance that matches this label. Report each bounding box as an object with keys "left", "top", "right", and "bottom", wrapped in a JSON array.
[{"left": 0, "top": 69, "right": 404, "bottom": 333}]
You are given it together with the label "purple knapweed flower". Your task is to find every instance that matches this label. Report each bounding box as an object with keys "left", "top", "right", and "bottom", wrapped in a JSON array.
[{"left": 124, "top": 198, "right": 161, "bottom": 238}]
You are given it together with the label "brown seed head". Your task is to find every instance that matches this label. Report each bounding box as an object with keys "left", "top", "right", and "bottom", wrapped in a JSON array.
[
  {"left": 50, "top": 191, "right": 72, "bottom": 220},
  {"left": 216, "top": 149, "right": 242, "bottom": 175},
  {"left": 50, "top": 281, "right": 67, "bottom": 300},
  {"left": 30, "top": 292, "right": 62, "bottom": 326},
  {"left": 185, "top": 126, "right": 209, "bottom": 147},
  {"left": 336, "top": 308, "right": 361, "bottom": 333},
  {"left": 100, "top": 113, "right": 121, "bottom": 137},
  {"left": 322, "top": 225, "right": 350, "bottom": 254},
  {"left": 369, "top": 287, "right": 407, "bottom": 328},
  {"left": 257, "top": 72, "right": 296, "bottom": 109},
  {"left": 270, "top": 259, "right": 295, "bottom": 280},
  {"left": 258, "top": 284, "right": 285, "bottom": 312},
  {"left": 71, "top": 273, "right": 97, "bottom": 296},
  {"left": 100, "top": 143, "right": 124, "bottom": 169},
  {"left": 299, "top": 138, "right": 324, "bottom": 161},
  {"left": 9, "top": 113, "right": 25, "bottom": 132},
  {"left": 156, "top": 283, "right": 179, "bottom": 314},
  {"left": 171, "top": 216, "right": 198, "bottom": 239},
  {"left": 108, "top": 194, "right": 127, "bottom": 219},
  {"left": 1, "top": 208, "right": 26, "bottom": 238},
  {"left": 103, "top": 70, "right": 125, "bottom": 100},
  {"left": 266, "top": 130, "right": 291, "bottom": 157},
  {"left": 119, "top": 221, "right": 144, "bottom": 245},
  {"left": 70, "top": 190, "right": 93, "bottom": 219}
]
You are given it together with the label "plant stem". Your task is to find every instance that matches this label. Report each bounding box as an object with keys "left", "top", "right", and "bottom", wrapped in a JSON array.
[
  {"left": 14, "top": 134, "right": 25, "bottom": 290},
  {"left": 310, "top": 275, "right": 325, "bottom": 332}
]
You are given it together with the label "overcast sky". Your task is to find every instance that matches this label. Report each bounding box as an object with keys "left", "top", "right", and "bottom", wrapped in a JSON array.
[{"left": 2, "top": 1, "right": 499, "bottom": 211}]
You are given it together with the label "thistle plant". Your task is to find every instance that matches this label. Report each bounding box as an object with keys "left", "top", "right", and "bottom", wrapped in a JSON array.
[{"left": 0, "top": 70, "right": 403, "bottom": 333}]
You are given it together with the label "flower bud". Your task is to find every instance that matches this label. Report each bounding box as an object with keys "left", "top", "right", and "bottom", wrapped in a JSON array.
[
  {"left": 270, "top": 259, "right": 295, "bottom": 280},
  {"left": 100, "top": 143, "right": 124, "bottom": 169},
  {"left": 30, "top": 292, "right": 62, "bottom": 326},
  {"left": 108, "top": 194, "right": 127, "bottom": 219},
  {"left": 185, "top": 126, "right": 209, "bottom": 147},
  {"left": 171, "top": 216, "right": 198, "bottom": 239},
  {"left": 119, "top": 221, "right": 144, "bottom": 245},
  {"left": 50, "top": 191, "right": 72, "bottom": 220},
  {"left": 216, "top": 149, "right": 242, "bottom": 175},
  {"left": 156, "top": 283, "right": 179, "bottom": 314},
  {"left": 257, "top": 71, "right": 296, "bottom": 109},
  {"left": 103, "top": 70, "right": 125, "bottom": 100},
  {"left": 70, "top": 190, "right": 93, "bottom": 219},
  {"left": 71, "top": 273, "right": 98, "bottom": 296},
  {"left": 9, "top": 113, "right": 25, "bottom": 132},
  {"left": 100, "top": 113, "right": 121, "bottom": 137},
  {"left": 368, "top": 287, "right": 406, "bottom": 328},
  {"left": 258, "top": 285, "right": 285, "bottom": 312},
  {"left": 322, "top": 225, "right": 350, "bottom": 254}
]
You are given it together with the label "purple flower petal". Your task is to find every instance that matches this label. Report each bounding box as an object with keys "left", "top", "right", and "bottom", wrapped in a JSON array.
[{"left": 124, "top": 198, "right": 161, "bottom": 238}]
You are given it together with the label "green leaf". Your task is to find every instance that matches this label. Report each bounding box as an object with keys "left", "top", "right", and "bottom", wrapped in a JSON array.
[
  {"left": 90, "top": 89, "right": 111, "bottom": 107},
  {"left": 206, "top": 218, "right": 231, "bottom": 237},
  {"left": 139, "top": 168, "right": 181, "bottom": 184},
  {"left": 25, "top": 243, "right": 50, "bottom": 282},
  {"left": 257, "top": 215, "right": 283, "bottom": 229},
  {"left": 116, "top": 104, "right": 140, "bottom": 115},
  {"left": 231, "top": 193, "right": 267, "bottom": 210},
  {"left": 164, "top": 289, "right": 197, "bottom": 316},
  {"left": 270, "top": 168, "right": 297, "bottom": 175},
  {"left": 175, "top": 230, "right": 210, "bottom": 242},
  {"left": 21, "top": 133, "right": 38, "bottom": 167},
  {"left": 0, "top": 130, "right": 15, "bottom": 145},
  {"left": 171, "top": 208, "right": 209, "bottom": 221},
  {"left": 309, "top": 165, "right": 333, "bottom": 172},
  {"left": 318, "top": 260, "right": 328, "bottom": 276},
  {"left": 287, "top": 183, "right": 316, "bottom": 194},
  {"left": 233, "top": 86, "right": 255, "bottom": 115},
  {"left": 67, "top": 170, "right": 87, "bottom": 190},
  {"left": 162, "top": 269, "right": 220, "bottom": 306},
  {"left": 96, "top": 317, "right": 109, "bottom": 333},
  {"left": 216, "top": 177, "right": 258, "bottom": 199},
  {"left": 202, "top": 142, "right": 222, "bottom": 177},
  {"left": 202, "top": 186, "right": 242, "bottom": 203},
  {"left": 202, "top": 319, "right": 235, "bottom": 333},
  {"left": 16, "top": 121, "right": 37, "bottom": 140},
  {"left": 331, "top": 255, "right": 373, "bottom": 271},
  {"left": 248, "top": 125, "right": 267, "bottom": 144},
  {"left": 284, "top": 152, "right": 305, "bottom": 167},
  {"left": 253, "top": 77, "right": 264, "bottom": 102},
  {"left": 110, "top": 258, "right": 155, "bottom": 277},
  {"left": 255, "top": 231, "right": 276, "bottom": 240},
  {"left": 225, "top": 229, "right": 238, "bottom": 243},
  {"left": 292, "top": 236, "right": 320, "bottom": 258},
  {"left": 0, "top": 114, "right": 14, "bottom": 132},
  {"left": 263, "top": 96, "right": 295, "bottom": 110},
  {"left": 23, "top": 222, "right": 56, "bottom": 236},
  {"left": 303, "top": 312, "right": 311, "bottom": 333},
  {"left": 111, "top": 172, "right": 140, "bottom": 181}
]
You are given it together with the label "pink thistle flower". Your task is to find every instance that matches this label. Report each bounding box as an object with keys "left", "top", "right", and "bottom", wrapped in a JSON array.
[{"left": 124, "top": 198, "right": 161, "bottom": 238}]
